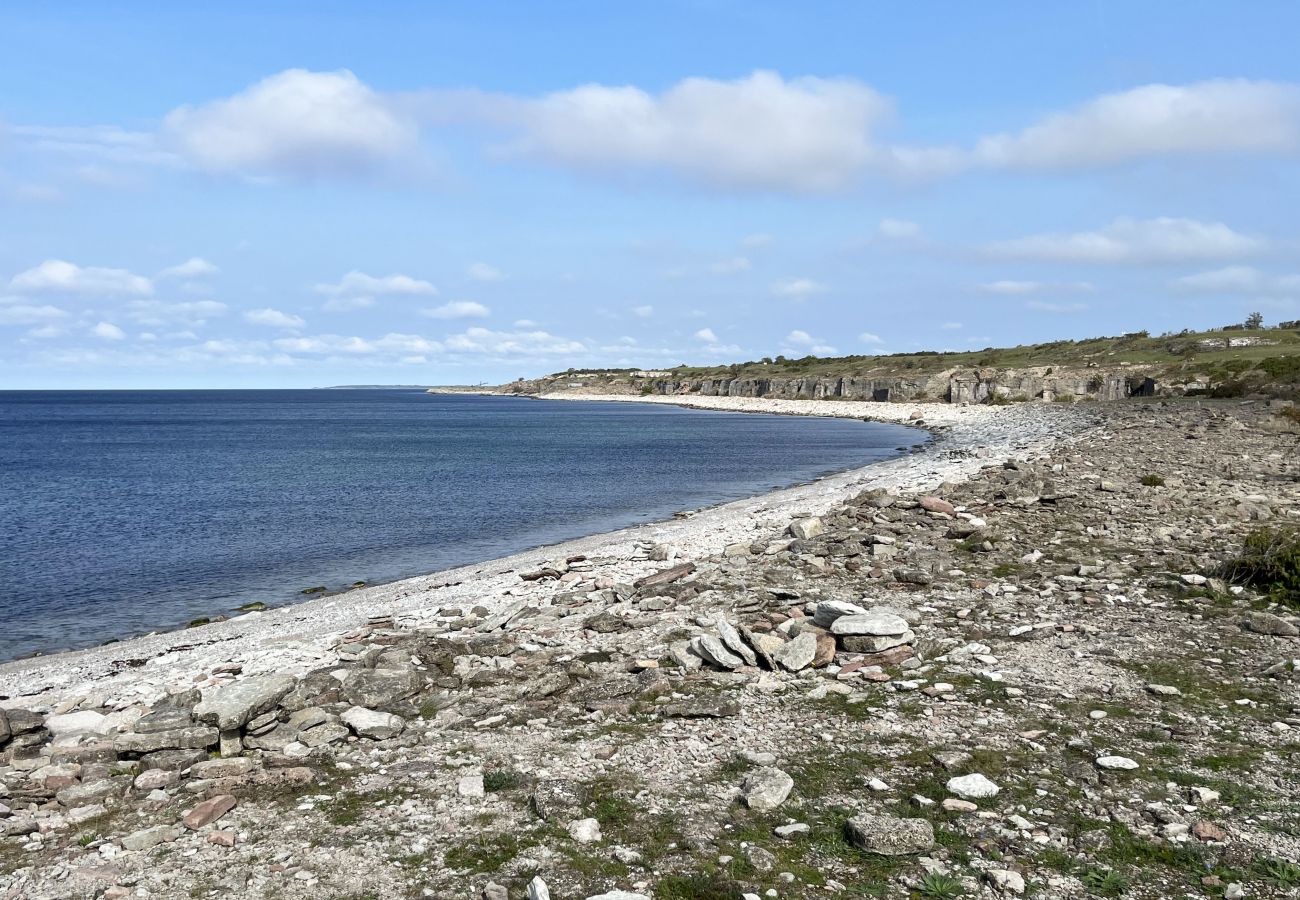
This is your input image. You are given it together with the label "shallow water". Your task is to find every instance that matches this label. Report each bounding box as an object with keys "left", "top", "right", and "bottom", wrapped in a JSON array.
[{"left": 0, "top": 390, "right": 922, "bottom": 658}]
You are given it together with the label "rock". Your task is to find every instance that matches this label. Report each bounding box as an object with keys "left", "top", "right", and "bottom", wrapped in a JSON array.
[
  {"left": 946, "top": 773, "right": 1000, "bottom": 799},
  {"left": 121, "top": 824, "right": 183, "bottom": 852},
  {"left": 340, "top": 706, "right": 406, "bottom": 740},
  {"left": 845, "top": 813, "right": 935, "bottom": 855},
  {"left": 194, "top": 675, "right": 296, "bottom": 731},
  {"left": 0, "top": 708, "right": 9, "bottom": 744},
  {"left": 774, "top": 823, "right": 810, "bottom": 838},
  {"left": 1095, "top": 755, "right": 1139, "bottom": 770},
  {"left": 458, "top": 775, "right": 485, "bottom": 798},
  {"left": 484, "top": 884, "right": 509, "bottom": 900},
  {"left": 44, "top": 710, "right": 109, "bottom": 737},
  {"left": 987, "top": 869, "right": 1026, "bottom": 895},
  {"left": 633, "top": 563, "right": 694, "bottom": 589},
  {"left": 338, "top": 669, "right": 421, "bottom": 710},
  {"left": 190, "top": 757, "right": 256, "bottom": 780},
  {"left": 742, "top": 766, "right": 794, "bottom": 811},
  {"left": 1192, "top": 820, "right": 1230, "bottom": 842},
  {"left": 811, "top": 600, "right": 868, "bottom": 629},
  {"left": 568, "top": 817, "right": 602, "bottom": 843},
  {"left": 133, "top": 707, "right": 194, "bottom": 734},
  {"left": 692, "top": 635, "right": 744, "bottom": 670},
  {"left": 1243, "top": 611, "right": 1299, "bottom": 637},
  {"left": 829, "top": 611, "right": 911, "bottom": 637},
  {"left": 789, "top": 518, "right": 825, "bottom": 540},
  {"left": 941, "top": 798, "right": 978, "bottom": 813},
  {"left": 182, "top": 793, "right": 236, "bottom": 830},
  {"left": 716, "top": 620, "right": 758, "bottom": 667},
  {"left": 527, "top": 875, "right": 551, "bottom": 900},
  {"left": 839, "top": 632, "right": 915, "bottom": 653},
  {"left": 114, "top": 726, "right": 219, "bottom": 754},
  {"left": 1146, "top": 684, "right": 1182, "bottom": 697},
  {"left": 919, "top": 496, "right": 956, "bottom": 515},
  {"left": 774, "top": 632, "right": 817, "bottom": 671},
  {"left": 139, "top": 749, "right": 208, "bottom": 772},
  {"left": 133, "top": 769, "right": 179, "bottom": 791}
]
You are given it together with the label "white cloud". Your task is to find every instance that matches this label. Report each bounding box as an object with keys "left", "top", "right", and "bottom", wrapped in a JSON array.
[
  {"left": 422, "top": 300, "right": 491, "bottom": 319},
  {"left": 514, "top": 318, "right": 538, "bottom": 328},
  {"left": 974, "top": 79, "right": 1300, "bottom": 170},
  {"left": 1172, "top": 265, "right": 1300, "bottom": 294},
  {"left": 978, "top": 280, "right": 1095, "bottom": 295},
  {"left": 499, "top": 70, "right": 890, "bottom": 192},
  {"left": 772, "top": 277, "right": 827, "bottom": 299},
  {"left": 10, "top": 259, "right": 153, "bottom": 296},
  {"left": 876, "top": 218, "right": 922, "bottom": 239},
  {"left": 694, "top": 328, "right": 719, "bottom": 343},
  {"left": 244, "top": 307, "right": 306, "bottom": 329},
  {"left": 941, "top": 321, "right": 963, "bottom": 330},
  {"left": 127, "top": 299, "right": 227, "bottom": 326},
  {"left": 316, "top": 270, "right": 437, "bottom": 310},
  {"left": 709, "top": 256, "right": 751, "bottom": 275},
  {"left": 158, "top": 257, "right": 218, "bottom": 279},
  {"left": 162, "top": 69, "right": 420, "bottom": 178},
  {"left": 0, "top": 299, "right": 68, "bottom": 325},
  {"left": 783, "top": 329, "right": 836, "bottom": 355},
  {"left": 92, "top": 321, "right": 126, "bottom": 340},
  {"left": 981, "top": 217, "right": 1267, "bottom": 264},
  {"left": 466, "top": 262, "right": 505, "bottom": 282},
  {"left": 632, "top": 305, "right": 654, "bottom": 318},
  {"left": 858, "top": 332, "right": 884, "bottom": 345},
  {"left": 443, "top": 326, "right": 585, "bottom": 356}
]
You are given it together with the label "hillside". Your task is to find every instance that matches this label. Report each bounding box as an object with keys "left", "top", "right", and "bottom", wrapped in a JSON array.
[{"left": 508, "top": 324, "right": 1300, "bottom": 404}]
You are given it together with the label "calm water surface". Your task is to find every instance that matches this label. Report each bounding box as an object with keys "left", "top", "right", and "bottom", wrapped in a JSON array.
[{"left": 0, "top": 390, "right": 923, "bottom": 659}]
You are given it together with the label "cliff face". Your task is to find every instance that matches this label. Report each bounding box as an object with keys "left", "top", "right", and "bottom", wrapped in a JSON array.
[{"left": 512, "top": 365, "right": 1197, "bottom": 403}]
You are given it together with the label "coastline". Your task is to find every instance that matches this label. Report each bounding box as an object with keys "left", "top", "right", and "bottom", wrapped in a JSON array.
[{"left": 0, "top": 396, "right": 1095, "bottom": 710}]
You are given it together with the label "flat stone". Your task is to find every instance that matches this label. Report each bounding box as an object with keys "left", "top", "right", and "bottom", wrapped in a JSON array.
[
  {"left": 812, "top": 600, "right": 869, "bottom": 628},
  {"left": 692, "top": 635, "right": 744, "bottom": 670},
  {"left": 190, "top": 757, "right": 256, "bottom": 780},
  {"left": 774, "top": 632, "right": 817, "bottom": 671},
  {"left": 946, "top": 773, "right": 1000, "bottom": 799},
  {"left": 568, "top": 817, "right": 602, "bottom": 843},
  {"left": 182, "top": 793, "right": 236, "bottom": 829},
  {"left": 133, "top": 707, "right": 194, "bottom": 734},
  {"left": 458, "top": 775, "right": 485, "bottom": 798},
  {"left": 716, "top": 620, "right": 757, "bottom": 667},
  {"left": 44, "top": 710, "right": 110, "bottom": 737},
  {"left": 830, "top": 611, "right": 911, "bottom": 637},
  {"left": 742, "top": 767, "right": 794, "bottom": 811},
  {"left": 194, "top": 676, "right": 296, "bottom": 731},
  {"left": 839, "top": 631, "right": 915, "bottom": 653},
  {"left": 133, "top": 769, "right": 179, "bottom": 791},
  {"left": 1095, "top": 755, "right": 1140, "bottom": 770},
  {"left": 121, "top": 824, "right": 183, "bottom": 852},
  {"left": 341, "top": 706, "right": 406, "bottom": 740},
  {"left": 845, "top": 813, "right": 935, "bottom": 855},
  {"left": 1243, "top": 611, "right": 1299, "bottom": 637},
  {"left": 789, "top": 517, "right": 825, "bottom": 540},
  {"left": 660, "top": 697, "right": 740, "bottom": 718},
  {"left": 115, "top": 726, "right": 219, "bottom": 755}
]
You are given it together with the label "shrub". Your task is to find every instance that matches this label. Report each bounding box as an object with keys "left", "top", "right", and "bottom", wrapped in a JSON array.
[
  {"left": 1217, "top": 527, "right": 1300, "bottom": 607},
  {"left": 1139, "top": 474, "right": 1165, "bottom": 487}
]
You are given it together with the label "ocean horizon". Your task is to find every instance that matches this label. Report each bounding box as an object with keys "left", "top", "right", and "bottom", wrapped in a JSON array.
[{"left": 0, "top": 389, "right": 922, "bottom": 660}]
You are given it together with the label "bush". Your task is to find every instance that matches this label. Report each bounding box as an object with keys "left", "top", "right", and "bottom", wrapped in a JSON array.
[
  {"left": 1218, "top": 527, "right": 1300, "bottom": 607},
  {"left": 1140, "top": 474, "right": 1165, "bottom": 487}
]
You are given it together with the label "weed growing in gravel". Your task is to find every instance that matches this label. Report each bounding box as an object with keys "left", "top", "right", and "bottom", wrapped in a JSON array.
[
  {"left": 917, "top": 871, "right": 965, "bottom": 898},
  {"left": 1218, "top": 526, "right": 1300, "bottom": 607},
  {"left": 1080, "top": 866, "right": 1127, "bottom": 896}
]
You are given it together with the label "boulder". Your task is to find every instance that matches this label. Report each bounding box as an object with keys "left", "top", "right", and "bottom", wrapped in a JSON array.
[
  {"left": 114, "top": 726, "right": 219, "bottom": 755},
  {"left": 839, "top": 632, "right": 915, "bottom": 653},
  {"left": 919, "top": 496, "right": 956, "bottom": 515},
  {"left": 691, "top": 635, "right": 744, "bottom": 670},
  {"left": 742, "top": 767, "right": 794, "bottom": 811},
  {"left": 194, "top": 676, "right": 296, "bottom": 731},
  {"left": 183, "top": 794, "right": 237, "bottom": 830},
  {"left": 789, "top": 518, "right": 825, "bottom": 540},
  {"left": 1243, "top": 611, "right": 1299, "bottom": 637},
  {"left": 845, "top": 813, "right": 935, "bottom": 855},
  {"left": 133, "top": 707, "right": 194, "bottom": 734},
  {"left": 44, "top": 710, "right": 110, "bottom": 738},
  {"left": 946, "top": 773, "right": 1000, "bottom": 799},
  {"left": 716, "top": 620, "right": 757, "bottom": 667},
  {"left": 811, "top": 600, "right": 868, "bottom": 629},
  {"left": 830, "top": 611, "right": 911, "bottom": 637},
  {"left": 340, "top": 706, "right": 406, "bottom": 740},
  {"left": 338, "top": 669, "right": 421, "bottom": 710},
  {"left": 774, "top": 632, "right": 818, "bottom": 671}
]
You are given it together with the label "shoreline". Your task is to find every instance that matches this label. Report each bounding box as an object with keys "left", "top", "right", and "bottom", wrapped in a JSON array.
[{"left": 0, "top": 395, "right": 1096, "bottom": 710}]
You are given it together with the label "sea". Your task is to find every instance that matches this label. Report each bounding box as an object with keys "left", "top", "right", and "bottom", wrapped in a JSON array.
[{"left": 0, "top": 390, "right": 923, "bottom": 660}]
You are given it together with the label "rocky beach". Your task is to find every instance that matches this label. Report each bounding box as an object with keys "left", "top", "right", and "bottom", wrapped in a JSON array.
[{"left": 2, "top": 395, "right": 1298, "bottom": 900}]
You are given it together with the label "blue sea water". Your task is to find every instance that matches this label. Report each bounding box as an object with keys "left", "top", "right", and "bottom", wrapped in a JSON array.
[{"left": 0, "top": 390, "right": 922, "bottom": 660}]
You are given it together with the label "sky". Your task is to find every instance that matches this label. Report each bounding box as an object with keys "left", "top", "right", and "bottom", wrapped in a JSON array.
[{"left": 3, "top": 1, "right": 1300, "bottom": 388}]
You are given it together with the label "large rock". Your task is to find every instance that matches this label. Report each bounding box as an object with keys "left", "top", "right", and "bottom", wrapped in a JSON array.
[
  {"left": 845, "top": 813, "right": 935, "bottom": 855},
  {"left": 44, "top": 710, "right": 110, "bottom": 738},
  {"left": 840, "top": 632, "right": 915, "bottom": 654},
  {"left": 919, "top": 496, "right": 956, "bottom": 515},
  {"left": 121, "top": 824, "right": 183, "bottom": 852},
  {"left": 133, "top": 707, "right": 194, "bottom": 734},
  {"left": 1243, "top": 611, "right": 1299, "bottom": 637},
  {"left": 742, "top": 767, "right": 794, "bottom": 811},
  {"left": 715, "top": 620, "right": 757, "bottom": 667},
  {"left": 812, "top": 600, "right": 868, "bottom": 629},
  {"left": 789, "top": 518, "right": 825, "bottom": 541},
  {"left": 194, "top": 676, "right": 296, "bottom": 731},
  {"left": 338, "top": 669, "right": 421, "bottom": 710},
  {"left": 183, "top": 794, "right": 236, "bottom": 829},
  {"left": 946, "top": 773, "right": 1000, "bottom": 799},
  {"left": 774, "top": 632, "right": 817, "bottom": 672},
  {"left": 340, "top": 706, "right": 406, "bottom": 740},
  {"left": 830, "top": 611, "right": 911, "bottom": 637},
  {"left": 0, "top": 709, "right": 10, "bottom": 745},
  {"left": 115, "top": 726, "right": 219, "bottom": 754},
  {"left": 691, "top": 635, "right": 744, "bottom": 670}
]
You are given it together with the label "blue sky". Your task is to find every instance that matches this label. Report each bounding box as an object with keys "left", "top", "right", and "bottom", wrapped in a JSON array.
[{"left": 3, "top": 1, "right": 1300, "bottom": 388}]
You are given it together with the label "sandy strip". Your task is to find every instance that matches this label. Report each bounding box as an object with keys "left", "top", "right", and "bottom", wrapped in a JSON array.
[{"left": 0, "top": 394, "right": 1096, "bottom": 710}]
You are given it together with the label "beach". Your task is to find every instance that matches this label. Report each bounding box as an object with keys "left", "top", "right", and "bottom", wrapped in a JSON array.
[{"left": 0, "top": 395, "right": 1089, "bottom": 709}]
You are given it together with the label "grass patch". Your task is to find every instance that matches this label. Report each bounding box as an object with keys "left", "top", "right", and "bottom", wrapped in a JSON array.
[
  {"left": 443, "top": 832, "right": 521, "bottom": 873},
  {"left": 654, "top": 874, "right": 744, "bottom": 899}
]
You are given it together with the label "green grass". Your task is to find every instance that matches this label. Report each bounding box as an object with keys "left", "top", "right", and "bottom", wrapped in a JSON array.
[
  {"left": 1080, "top": 867, "right": 1127, "bottom": 897},
  {"left": 916, "top": 872, "right": 965, "bottom": 899},
  {"left": 442, "top": 832, "right": 521, "bottom": 873},
  {"left": 654, "top": 874, "right": 744, "bottom": 899}
]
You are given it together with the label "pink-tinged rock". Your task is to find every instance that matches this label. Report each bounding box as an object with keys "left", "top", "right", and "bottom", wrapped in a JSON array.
[
  {"left": 182, "top": 793, "right": 236, "bottom": 830},
  {"left": 208, "top": 829, "right": 238, "bottom": 847},
  {"left": 919, "top": 496, "right": 956, "bottom": 516}
]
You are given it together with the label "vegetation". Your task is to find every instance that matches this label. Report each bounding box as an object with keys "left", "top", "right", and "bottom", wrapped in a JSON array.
[{"left": 1218, "top": 526, "right": 1300, "bottom": 607}]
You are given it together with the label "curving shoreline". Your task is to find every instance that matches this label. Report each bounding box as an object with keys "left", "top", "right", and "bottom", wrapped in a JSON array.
[{"left": 0, "top": 396, "right": 1096, "bottom": 710}]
